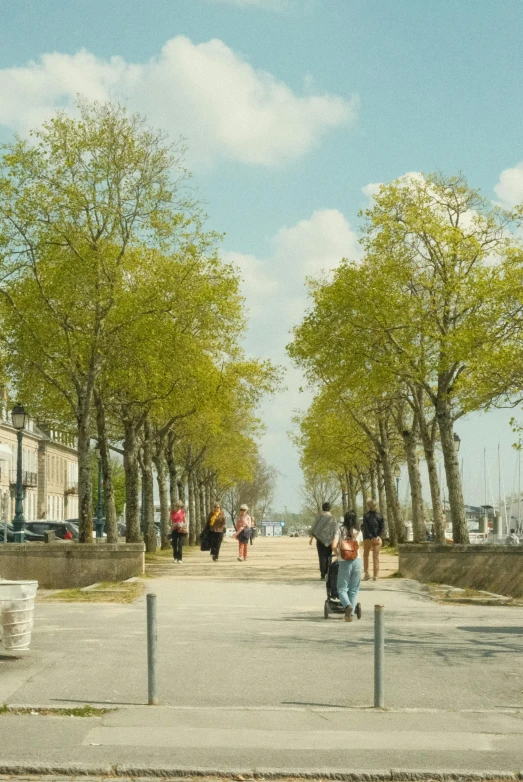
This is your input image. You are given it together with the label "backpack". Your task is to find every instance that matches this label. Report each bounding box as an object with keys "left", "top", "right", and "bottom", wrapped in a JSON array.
[{"left": 340, "top": 536, "right": 359, "bottom": 561}]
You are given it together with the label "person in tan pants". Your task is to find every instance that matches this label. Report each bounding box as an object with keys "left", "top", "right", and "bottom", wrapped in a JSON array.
[{"left": 362, "top": 499, "right": 384, "bottom": 581}]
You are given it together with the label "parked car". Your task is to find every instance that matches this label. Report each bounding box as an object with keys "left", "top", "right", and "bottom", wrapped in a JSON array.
[
  {"left": 24, "top": 520, "right": 79, "bottom": 540},
  {"left": 115, "top": 521, "right": 161, "bottom": 539},
  {"left": 0, "top": 522, "right": 45, "bottom": 542}
]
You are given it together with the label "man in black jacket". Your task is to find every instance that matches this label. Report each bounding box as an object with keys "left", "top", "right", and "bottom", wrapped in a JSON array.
[
  {"left": 309, "top": 502, "right": 337, "bottom": 579},
  {"left": 362, "top": 499, "right": 384, "bottom": 581}
]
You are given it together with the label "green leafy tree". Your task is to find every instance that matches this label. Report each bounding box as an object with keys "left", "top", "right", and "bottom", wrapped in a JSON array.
[{"left": 0, "top": 101, "right": 200, "bottom": 541}]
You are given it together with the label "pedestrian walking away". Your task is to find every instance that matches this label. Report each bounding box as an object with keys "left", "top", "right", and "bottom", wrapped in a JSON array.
[
  {"left": 505, "top": 528, "right": 520, "bottom": 545},
  {"left": 170, "top": 501, "right": 187, "bottom": 563},
  {"left": 331, "top": 512, "right": 362, "bottom": 622},
  {"left": 362, "top": 498, "right": 384, "bottom": 581},
  {"left": 207, "top": 502, "right": 227, "bottom": 561},
  {"left": 235, "top": 504, "right": 253, "bottom": 561},
  {"left": 309, "top": 502, "right": 337, "bottom": 579}
]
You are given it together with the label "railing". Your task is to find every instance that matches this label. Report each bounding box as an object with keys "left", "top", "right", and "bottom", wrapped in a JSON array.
[{"left": 9, "top": 470, "right": 38, "bottom": 487}]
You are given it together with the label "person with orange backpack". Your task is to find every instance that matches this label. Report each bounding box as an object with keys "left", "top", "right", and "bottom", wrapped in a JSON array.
[{"left": 331, "top": 511, "right": 362, "bottom": 622}]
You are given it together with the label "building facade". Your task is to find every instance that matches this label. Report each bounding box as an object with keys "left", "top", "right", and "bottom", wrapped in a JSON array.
[{"left": 0, "top": 410, "right": 79, "bottom": 523}]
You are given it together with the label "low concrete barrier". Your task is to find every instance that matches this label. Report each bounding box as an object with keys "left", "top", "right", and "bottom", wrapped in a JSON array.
[
  {"left": 398, "top": 544, "right": 523, "bottom": 598},
  {"left": 0, "top": 543, "right": 145, "bottom": 589}
]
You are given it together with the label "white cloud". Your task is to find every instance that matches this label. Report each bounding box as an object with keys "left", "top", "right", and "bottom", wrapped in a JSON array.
[
  {"left": 224, "top": 250, "right": 279, "bottom": 316},
  {"left": 361, "top": 181, "right": 382, "bottom": 204},
  {"left": 494, "top": 162, "right": 523, "bottom": 208},
  {"left": 0, "top": 36, "right": 355, "bottom": 167},
  {"left": 362, "top": 171, "right": 425, "bottom": 206},
  {"left": 273, "top": 208, "right": 361, "bottom": 280}
]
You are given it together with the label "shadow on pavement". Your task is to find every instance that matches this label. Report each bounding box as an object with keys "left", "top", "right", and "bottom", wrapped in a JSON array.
[{"left": 458, "top": 625, "right": 523, "bottom": 634}]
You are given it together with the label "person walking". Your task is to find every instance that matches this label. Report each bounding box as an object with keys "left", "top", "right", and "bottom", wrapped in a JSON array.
[
  {"left": 332, "top": 512, "right": 362, "bottom": 622},
  {"left": 170, "top": 500, "right": 187, "bottom": 563},
  {"left": 505, "top": 528, "right": 520, "bottom": 545},
  {"left": 362, "top": 498, "right": 384, "bottom": 581},
  {"left": 309, "top": 502, "right": 338, "bottom": 579},
  {"left": 207, "top": 502, "right": 227, "bottom": 561},
  {"left": 235, "top": 504, "right": 253, "bottom": 561}
]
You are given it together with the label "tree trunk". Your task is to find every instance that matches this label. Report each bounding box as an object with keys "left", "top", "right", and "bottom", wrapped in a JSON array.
[
  {"left": 205, "top": 478, "right": 212, "bottom": 517},
  {"left": 94, "top": 391, "right": 118, "bottom": 543},
  {"left": 348, "top": 471, "right": 358, "bottom": 515},
  {"left": 382, "top": 468, "right": 396, "bottom": 546},
  {"left": 341, "top": 475, "right": 348, "bottom": 513},
  {"left": 188, "top": 470, "right": 196, "bottom": 546},
  {"left": 378, "top": 417, "right": 405, "bottom": 544},
  {"left": 437, "top": 404, "right": 469, "bottom": 543},
  {"left": 167, "top": 430, "right": 179, "bottom": 511},
  {"left": 77, "top": 399, "right": 93, "bottom": 544},
  {"left": 369, "top": 464, "right": 377, "bottom": 502},
  {"left": 178, "top": 478, "right": 186, "bottom": 504},
  {"left": 402, "top": 425, "right": 426, "bottom": 543},
  {"left": 154, "top": 444, "right": 171, "bottom": 550},
  {"left": 142, "top": 421, "right": 156, "bottom": 553},
  {"left": 199, "top": 477, "right": 207, "bottom": 525},
  {"left": 194, "top": 472, "right": 203, "bottom": 539},
  {"left": 417, "top": 402, "right": 445, "bottom": 543},
  {"left": 412, "top": 386, "right": 444, "bottom": 543},
  {"left": 376, "top": 460, "right": 388, "bottom": 522},
  {"left": 358, "top": 470, "right": 368, "bottom": 513},
  {"left": 123, "top": 417, "right": 141, "bottom": 543}
]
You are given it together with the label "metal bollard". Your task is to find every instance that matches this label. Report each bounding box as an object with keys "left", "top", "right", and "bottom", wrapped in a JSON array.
[
  {"left": 147, "top": 593, "right": 158, "bottom": 705},
  {"left": 374, "top": 604, "right": 384, "bottom": 708}
]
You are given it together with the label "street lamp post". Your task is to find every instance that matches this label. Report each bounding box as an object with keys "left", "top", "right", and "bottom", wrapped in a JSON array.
[
  {"left": 95, "top": 446, "right": 104, "bottom": 538},
  {"left": 394, "top": 465, "right": 401, "bottom": 498},
  {"left": 11, "top": 404, "right": 27, "bottom": 543},
  {"left": 453, "top": 433, "right": 461, "bottom": 453}
]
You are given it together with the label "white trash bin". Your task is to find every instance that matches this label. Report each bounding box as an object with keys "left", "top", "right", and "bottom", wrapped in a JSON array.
[{"left": 0, "top": 580, "right": 38, "bottom": 651}]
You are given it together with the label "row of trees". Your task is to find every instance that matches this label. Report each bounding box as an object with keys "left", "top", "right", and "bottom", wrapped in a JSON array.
[
  {"left": 289, "top": 173, "right": 523, "bottom": 546},
  {"left": 0, "top": 100, "right": 279, "bottom": 548}
]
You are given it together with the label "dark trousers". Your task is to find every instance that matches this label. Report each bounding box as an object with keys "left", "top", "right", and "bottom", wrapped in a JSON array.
[
  {"left": 171, "top": 531, "right": 184, "bottom": 561},
  {"left": 209, "top": 531, "right": 224, "bottom": 560},
  {"left": 316, "top": 539, "right": 332, "bottom": 578}
]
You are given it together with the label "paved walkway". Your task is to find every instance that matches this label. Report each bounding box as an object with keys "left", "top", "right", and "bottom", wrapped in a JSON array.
[{"left": 1, "top": 537, "right": 523, "bottom": 775}]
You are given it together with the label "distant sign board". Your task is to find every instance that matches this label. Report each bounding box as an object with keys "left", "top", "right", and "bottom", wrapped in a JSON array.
[{"left": 260, "top": 520, "right": 284, "bottom": 537}]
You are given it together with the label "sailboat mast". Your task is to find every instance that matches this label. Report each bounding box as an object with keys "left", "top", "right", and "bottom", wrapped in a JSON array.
[
  {"left": 498, "top": 444, "right": 502, "bottom": 537},
  {"left": 519, "top": 444, "right": 521, "bottom": 533},
  {"left": 484, "top": 448, "right": 487, "bottom": 508}
]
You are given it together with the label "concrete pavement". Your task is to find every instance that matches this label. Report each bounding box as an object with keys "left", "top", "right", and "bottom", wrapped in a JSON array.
[
  {"left": 1, "top": 705, "right": 523, "bottom": 774},
  {"left": 1, "top": 536, "right": 523, "bottom": 775}
]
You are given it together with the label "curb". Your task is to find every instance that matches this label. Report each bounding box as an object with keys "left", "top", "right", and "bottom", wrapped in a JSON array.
[{"left": 0, "top": 766, "right": 522, "bottom": 780}]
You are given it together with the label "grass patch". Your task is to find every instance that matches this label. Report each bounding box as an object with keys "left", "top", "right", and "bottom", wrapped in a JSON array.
[
  {"left": 145, "top": 547, "right": 174, "bottom": 562},
  {"left": 145, "top": 544, "right": 198, "bottom": 563},
  {"left": 43, "top": 580, "right": 145, "bottom": 604},
  {"left": 382, "top": 545, "right": 398, "bottom": 556},
  {"left": 0, "top": 704, "right": 110, "bottom": 717}
]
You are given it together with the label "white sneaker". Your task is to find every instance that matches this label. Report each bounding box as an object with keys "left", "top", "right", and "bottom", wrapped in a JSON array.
[{"left": 237, "top": 557, "right": 243, "bottom": 561}]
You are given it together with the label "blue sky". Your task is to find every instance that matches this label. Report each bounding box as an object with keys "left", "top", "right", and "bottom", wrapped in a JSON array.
[{"left": 1, "top": 0, "right": 523, "bottom": 511}]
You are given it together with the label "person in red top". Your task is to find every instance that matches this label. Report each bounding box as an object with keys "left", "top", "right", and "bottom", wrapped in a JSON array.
[
  {"left": 170, "top": 501, "right": 187, "bottom": 563},
  {"left": 235, "top": 504, "right": 253, "bottom": 562},
  {"left": 63, "top": 528, "right": 73, "bottom": 540}
]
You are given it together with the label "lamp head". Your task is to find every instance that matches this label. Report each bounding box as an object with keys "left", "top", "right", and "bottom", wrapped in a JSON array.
[
  {"left": 453, "top": 433, "right": 461, "bottom": 452},
  {"left": 394, "top": 465, "right": 401, "bottom": 479},
  {"left": 11, "top": 403, "right": 27, "bottom": 431}
]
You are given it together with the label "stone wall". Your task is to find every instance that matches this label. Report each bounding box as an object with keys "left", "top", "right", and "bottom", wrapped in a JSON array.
[
  {"left": 0, "top": 543, "right": 145, "bottom": 589},
  {"left": 399, "top": 544, "right": 523, "bottom": 598}
]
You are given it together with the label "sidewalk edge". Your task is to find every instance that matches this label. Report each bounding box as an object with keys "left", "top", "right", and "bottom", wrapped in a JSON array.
[{"left": 0, "top": 765, "right": 521, "bottom": 780}]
